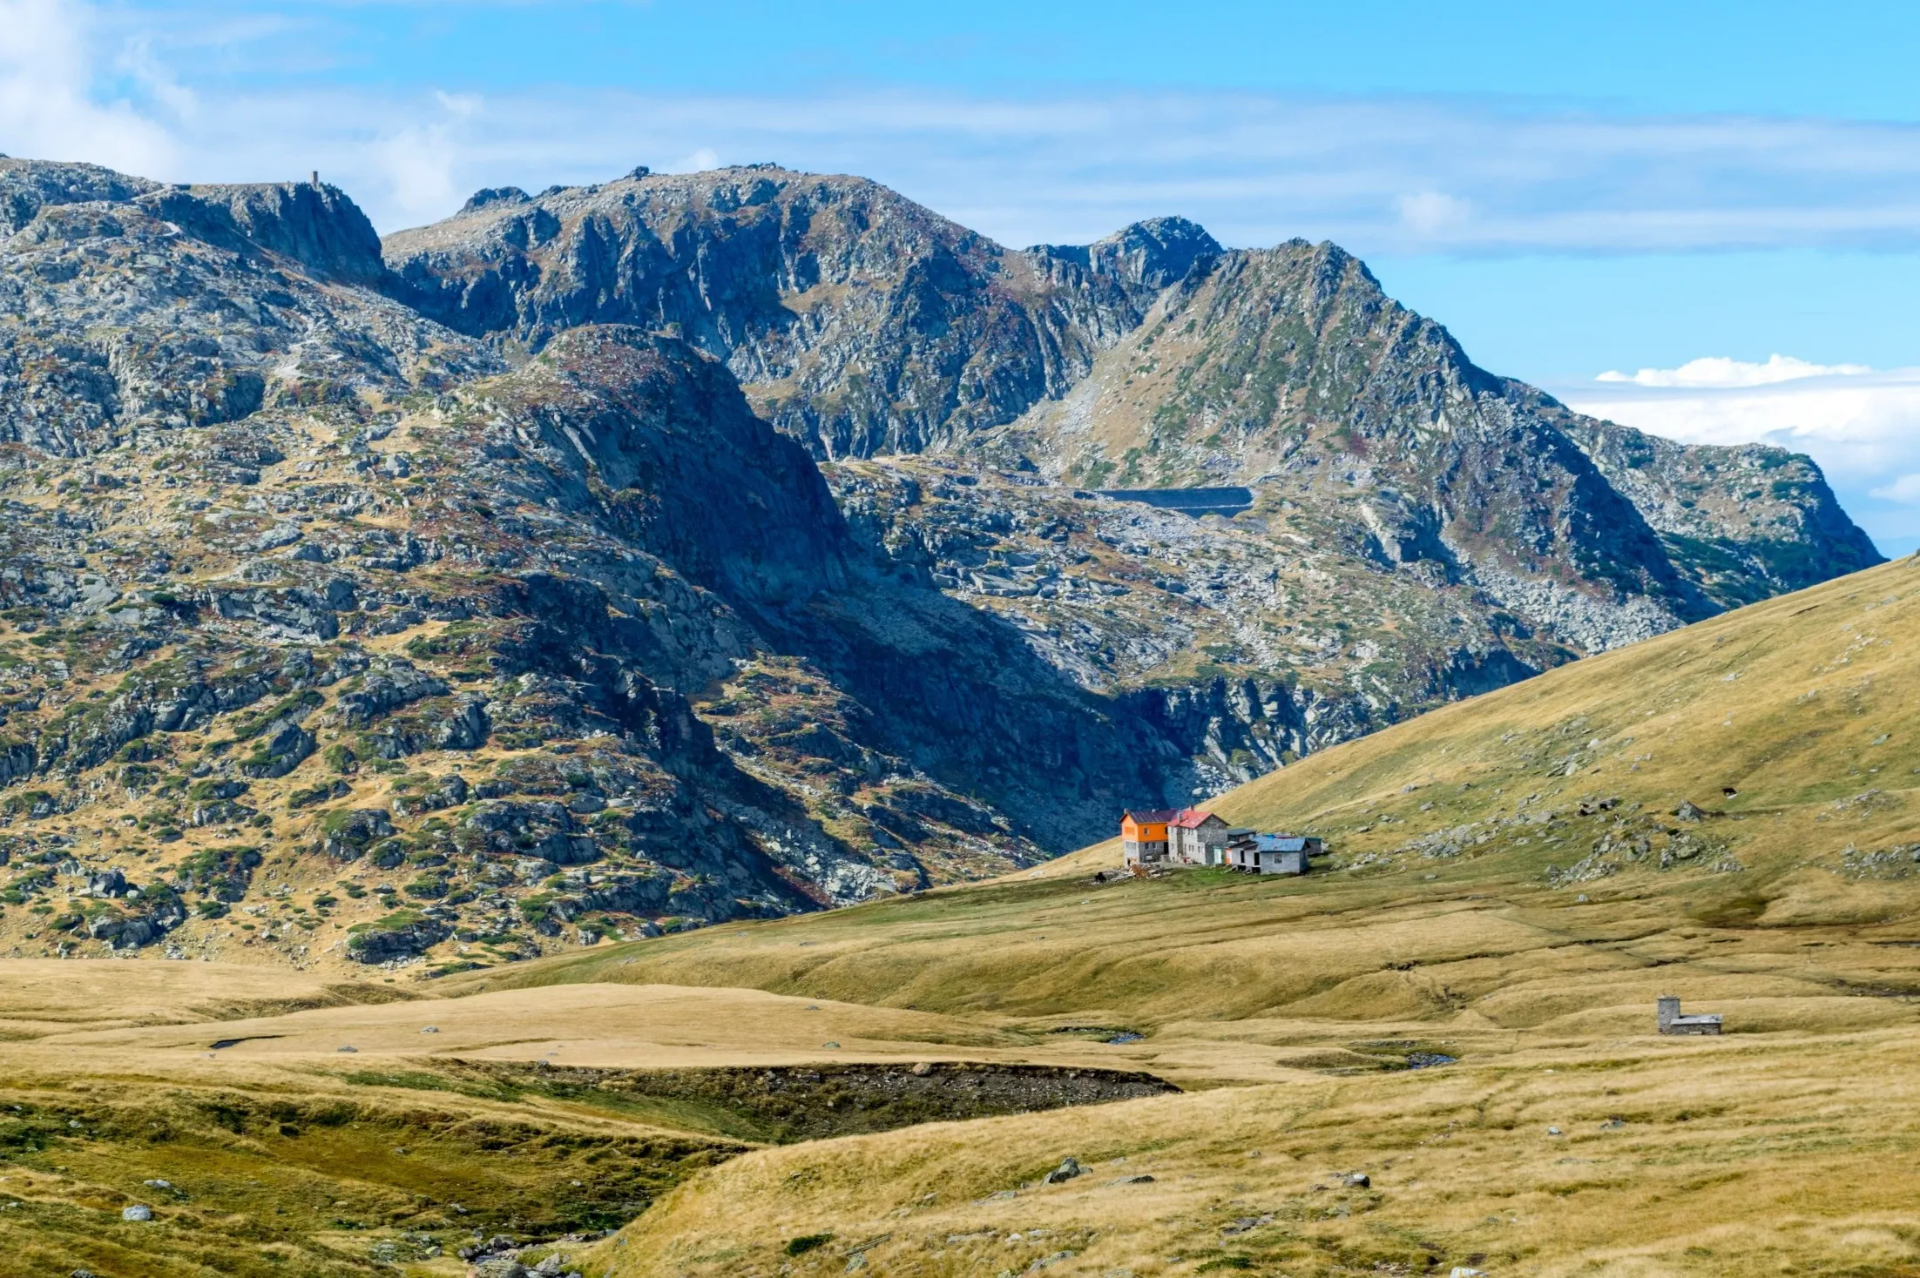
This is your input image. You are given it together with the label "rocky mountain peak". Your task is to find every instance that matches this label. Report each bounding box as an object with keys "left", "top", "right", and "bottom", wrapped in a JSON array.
[
  {"left": 135, "top": 180, "right": 389, "bottom": 286},
  {"left": 1030, "top": 215, "right": 1222, "bottom": 292},
  {"left": 0, "top": 157, "right": 162, "bottom": 235}
]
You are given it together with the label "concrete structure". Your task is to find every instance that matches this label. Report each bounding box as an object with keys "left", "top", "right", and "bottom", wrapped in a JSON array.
[
  {"left": 1656, "top": 995, "right": 1723, "bottom": 1036},
  {"left": 1096, "top": 487, "right": 1254, "bottom": 518},
  {"left": 1167, "top": 809, "right": 1233, "bottom": 865},
  {"left": 1121, "top": 810, "right": 1178, "bottom": 866},
  {"left": 1226, "top": 832, "right": 1323, "bottom": 875}
]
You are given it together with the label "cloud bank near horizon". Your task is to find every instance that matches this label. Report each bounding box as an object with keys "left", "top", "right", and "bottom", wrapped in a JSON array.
[{"left": 9, "top": 0, "right": 1920, "bottom": 255}]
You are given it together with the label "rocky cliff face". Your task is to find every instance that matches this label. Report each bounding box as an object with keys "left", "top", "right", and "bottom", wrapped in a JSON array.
[
  {"left": 0, "top": 155, "right": 1884, "bottom": 972},
  {"left": 984, "top": 241, "right": 1881, "bottom": 645},
  {"left": 382, "top": 166, "right": 1217, "bottom": 458},
  {"left": 0, "top": 158, "right": 492, "bottom": 458},
  {"left": 0, "top": 162, "right": 1203, "bottom": 971}
]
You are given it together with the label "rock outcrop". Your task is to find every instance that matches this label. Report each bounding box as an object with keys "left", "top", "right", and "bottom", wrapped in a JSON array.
[{"left": 383, "top": 166, "right": 1218, "bottom": 458}]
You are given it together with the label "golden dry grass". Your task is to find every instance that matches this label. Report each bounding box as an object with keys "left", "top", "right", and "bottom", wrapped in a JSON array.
[
  {"left": 596, "top": 1024, "right": 1920, "bottom": 1278},
  {"left": 15, "top": 559, "right": 1920, "bottom": 1274}
]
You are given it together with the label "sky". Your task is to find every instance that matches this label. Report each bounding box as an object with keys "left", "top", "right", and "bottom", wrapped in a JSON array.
[{"left": 4, "top": 0, "right": 1920, "bottom": 551}]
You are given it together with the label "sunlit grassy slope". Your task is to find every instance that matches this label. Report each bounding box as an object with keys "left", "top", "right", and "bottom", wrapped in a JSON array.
[
  {"left": 442, "top": 555, "right": 1920, "bottom": 1278},
  {"left": 21, "top": 559, "right": 1920, "bottom": 1277},
  {"left": 458, "top": 556, "right": 1920, "bottom": 1030}
]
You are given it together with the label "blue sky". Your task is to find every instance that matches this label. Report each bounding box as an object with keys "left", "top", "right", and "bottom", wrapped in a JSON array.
[{"left": 7, "top": 0, "right": 1920, "bottom": 550}]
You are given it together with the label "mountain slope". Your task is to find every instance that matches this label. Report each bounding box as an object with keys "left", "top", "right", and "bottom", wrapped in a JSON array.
[
  {"left": 383, "top": 168, "right": 1877, "bottom": 784},
  {"left": 383, "top": 166, "right": 1217, "bottom": 458},
  {"left": 0, "top": 153, "right": 1887, "bottom": 970},
  {"left": 0, "top": 160, "right": 1212, "bottom": 971},
  {"left": 433, "top": 556, "right": 1920, "bottom": 1278},
  {"left": 475, "top": 553, "right": 1920, "bottom": 1019},
  {"left": 988, "top": 240, "right": 1881, "bottom": 629}
]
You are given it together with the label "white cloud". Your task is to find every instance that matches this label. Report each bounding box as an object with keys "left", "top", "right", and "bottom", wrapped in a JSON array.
[
  {"left": 1596, "top": 354, "right": 1873, "bottom": 388},
  {"left": 673, "top": 147, "right": 721, "bottom": 173},
  {"left": 1397, "top": 190, "right": 1471, "bottom": 236},
  {"left": 1870, "top": 474, "right": 1920, "bottom": 504},
  {"left": 0, "top": 0, "right": 177, "bottom": 174}
]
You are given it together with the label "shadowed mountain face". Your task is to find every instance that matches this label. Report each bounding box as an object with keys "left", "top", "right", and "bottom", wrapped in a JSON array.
[{"left": 0, "top": 155, "right": 1883, "bottom": 968}]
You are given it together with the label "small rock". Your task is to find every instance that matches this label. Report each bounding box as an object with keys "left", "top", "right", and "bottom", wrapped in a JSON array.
[
  {"left": 1600, "top": 1118, "right": 1626, "bottom": 1130},
  {"left": 910, "top": 1061, "right": 933, "bottom": 1075},
  {"left": 421, "top": 1025, "right": 439, "bottom": 1034},
  {"left": 1113, "top": 1174, "right": 1155, "bottom": 1185},
  {"left": 1344, "top": 1172, "right": 1370, "bottom": 1188},
  {"left": 122, "top": 1204, "right": 153, "bottom": 1221},
  {"left": 336, "top": 1045, "right": 358, "bottom": 1053},
  {"left": 1042, "top": 1156, "right": 1084, "bottom": 1185},
  {"left": 473, "top": 1261, "right": 529, "bottom": 1278},
  {"left": 1450, "top": 1269, "right": 1487, "bottom": 1278},
  {"left": 822, "top": 1041, "right": 840, "bottom": 1049},
  {"left": 1547, "top": 1126, "right": 1563, "bottom": 1136},
  {"left": 142, "top": 1178, "right": 172, "bottom": 1189}
]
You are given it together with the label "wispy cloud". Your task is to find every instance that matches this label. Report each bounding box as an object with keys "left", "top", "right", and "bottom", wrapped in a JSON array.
[
  {"left": 0, "top": 0, "right": 178, "bottom": 174},
  {"left": 1596, "top": 354, "right": 1873, "bottom": 388},
  {"left": 15, "top": 5, "right": 1920, "bottom": 249}
]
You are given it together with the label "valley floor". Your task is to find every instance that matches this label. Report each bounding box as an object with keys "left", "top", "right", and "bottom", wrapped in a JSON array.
[{"left": 8, "top": 851, "right": 1920, "bottom": 1278}]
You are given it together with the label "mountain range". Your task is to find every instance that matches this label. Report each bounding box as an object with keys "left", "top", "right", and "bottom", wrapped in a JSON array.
[{"left": 0, "top": 155, "right": 1880, "bottom": 966}]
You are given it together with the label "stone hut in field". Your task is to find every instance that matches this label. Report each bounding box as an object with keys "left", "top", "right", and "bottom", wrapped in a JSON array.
[
  {"left": 1656, "top": 995, "right": 1722, "bottom": 1036},
  {"left": 1167, "top": 809, "right": 1233, "bottom": 865}
]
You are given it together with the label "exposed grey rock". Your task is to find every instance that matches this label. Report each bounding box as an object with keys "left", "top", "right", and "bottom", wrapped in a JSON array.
[
  {"left": 319, "top": 808, "right": 395, "bottom": 860},
  {"left": 1042, "top": 1156, "right": 1085, "bottom": 1184}
]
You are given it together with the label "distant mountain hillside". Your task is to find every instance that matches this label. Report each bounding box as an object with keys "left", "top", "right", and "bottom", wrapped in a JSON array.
[
  {"left": 386, "top": 164, "right": 1878, "bottom": 789},
  {"left": 485, "top": 553, "right": 1920, "bottom": 1025},
  {"left": 1216, "top": 553, "right": 1920, "bottom": 908},
  {"left": 0, "top": 153, "right": 1885, "bottom": 969},
  {"left": 383, "top": 166, "right": 1217, "bottom": 458},
  {"left": 987, "top": 240, "right": 1880, "bottom": 617}
]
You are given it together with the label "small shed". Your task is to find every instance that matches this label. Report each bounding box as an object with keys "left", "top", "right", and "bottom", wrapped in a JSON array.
[
  {"left": 1656, "top": 995, "right": 1722, "bottom": 1036},
  {"left": 1227, "top": 833, "right": 1323, "bottom": 876}
]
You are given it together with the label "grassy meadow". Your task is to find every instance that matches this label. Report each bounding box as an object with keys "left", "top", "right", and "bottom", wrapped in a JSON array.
[{"left": 6, "top": 557, "right": 1920, "bottom": 1275}]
